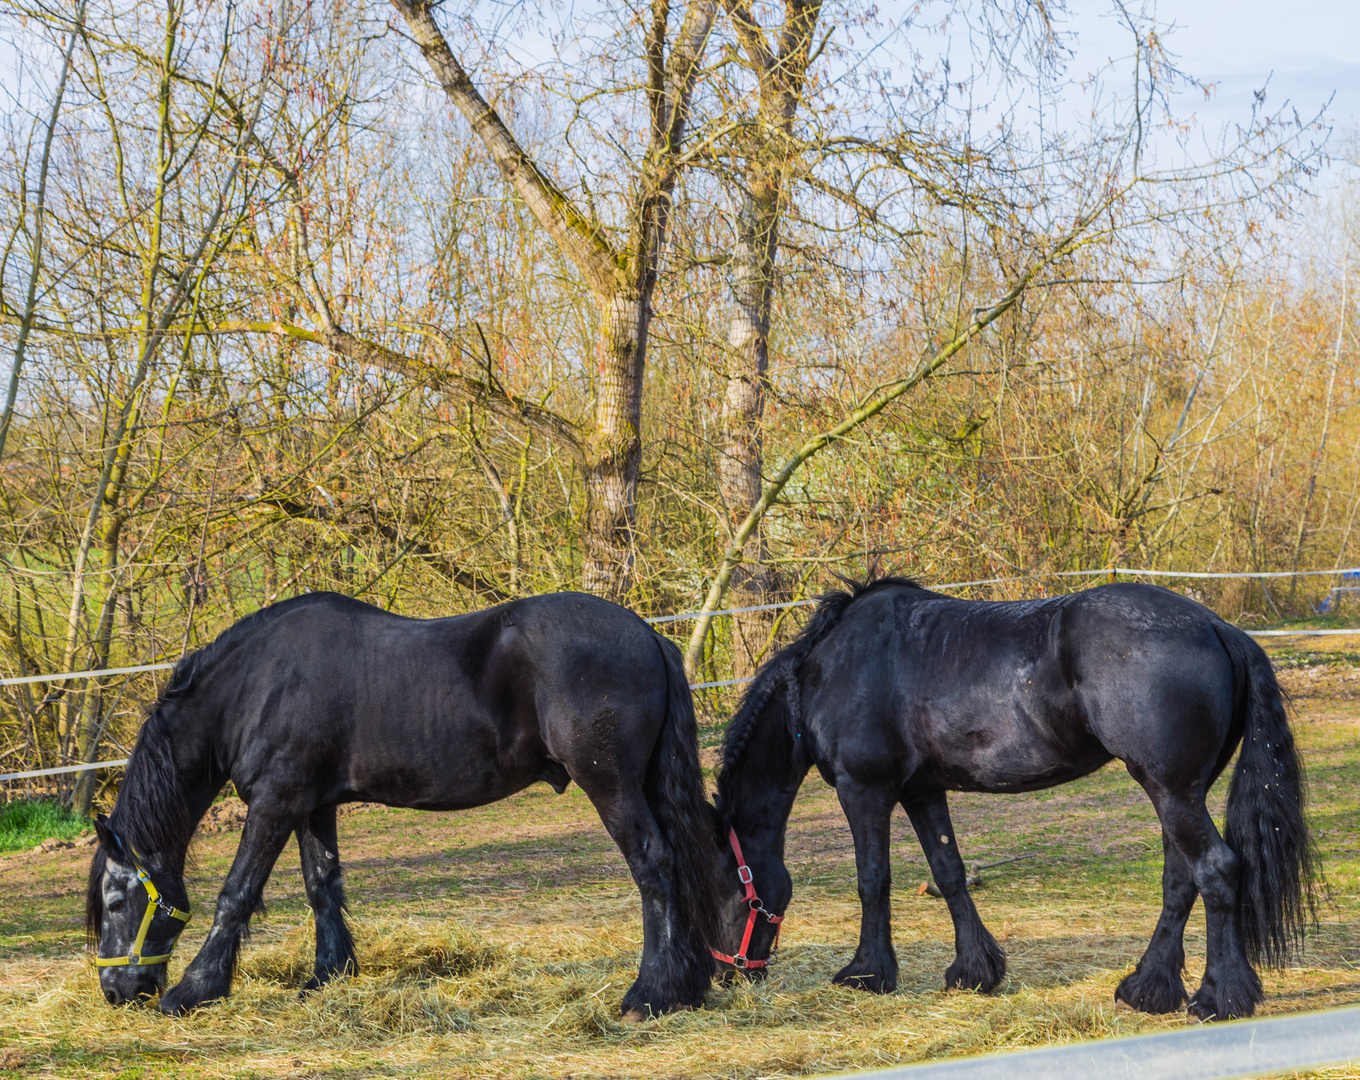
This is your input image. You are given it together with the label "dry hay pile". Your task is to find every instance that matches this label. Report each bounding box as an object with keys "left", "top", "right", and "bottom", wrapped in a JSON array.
[{"left": 0, "top": 913, "right": 1225, "bottom": 1078}]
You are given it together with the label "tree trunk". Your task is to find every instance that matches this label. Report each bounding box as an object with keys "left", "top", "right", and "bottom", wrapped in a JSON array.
[
  {"left": 719, "top": 163, "right": 781, "bottom": 675},
  {"left": 72, "top": 557, "right": 120, "bottom": 817},
  {"left": 714, "top": 0, "right": 822, "bottom": 673},
  {"left": 583, "top": 291, "right": 650, "bottom": 598},
  {"left": 389, "top": 0, "right": 715, "bottom": 601}
]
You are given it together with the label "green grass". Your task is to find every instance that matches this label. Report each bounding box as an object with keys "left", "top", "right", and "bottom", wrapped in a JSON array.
[
  {"left": 1252, "top": 608, "right": 1360, "bottom": 632},
  {"left": 0, "top": 799, "right": 90, "bottom": 853}
]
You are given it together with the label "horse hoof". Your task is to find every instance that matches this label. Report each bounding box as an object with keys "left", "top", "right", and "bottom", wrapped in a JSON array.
[
  {"left": 1187, "top": 994, "right": 1253, "bottom": 1022},
  {"left": 1187, "top": 968, "right": 1261, "bottom": 1022},
  {"left": 832, "top": 965, "right": 895, "bottom": 994},
  {"left": 620, "top": 1003, "right": 692, "bottom": 1023},
  {"left": 157, "top": 993, "right": 197, "bottom": 1016},
  {"left": 1115, "top": 967, "right": 1187, "bottom": 1014}
]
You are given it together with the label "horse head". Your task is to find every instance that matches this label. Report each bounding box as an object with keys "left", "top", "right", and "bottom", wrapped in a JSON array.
[
  {"left": 708, "top": 808, "right": 791, "bottom": 980},
  {"left": 87, "top": 815, "right": 191, "bottom": 1005}
]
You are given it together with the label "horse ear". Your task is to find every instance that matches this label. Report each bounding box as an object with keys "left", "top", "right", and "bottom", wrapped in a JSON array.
[{"left": 94, "top": 816, "right": 124, "bottom": 859}]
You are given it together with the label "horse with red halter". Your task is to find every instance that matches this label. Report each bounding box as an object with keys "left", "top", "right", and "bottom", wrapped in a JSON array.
[
  {"left": 709, "top": 576, "right": 1316, "bottom": 1020},
  {"left": 87, "top": 590, "right": 717, "bottom": 1019}
]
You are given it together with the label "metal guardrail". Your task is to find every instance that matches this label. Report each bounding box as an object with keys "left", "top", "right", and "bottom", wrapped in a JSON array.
[{"left": 835, "top": 1004, "right": 1360, "bottom": 1080}]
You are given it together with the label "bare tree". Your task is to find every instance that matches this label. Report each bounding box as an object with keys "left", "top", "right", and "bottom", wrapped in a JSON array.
[{"left": 386, "top": 0, "right": 718, "bottom": 598}]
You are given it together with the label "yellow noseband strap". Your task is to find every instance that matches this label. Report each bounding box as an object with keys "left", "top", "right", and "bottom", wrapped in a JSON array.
[{"left": 95, "top": 862, "right": 191, "bottom": 968}]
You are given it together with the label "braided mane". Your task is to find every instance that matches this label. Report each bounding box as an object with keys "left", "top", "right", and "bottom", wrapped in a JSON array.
[{"left": 717, "top": 575, "right": 926, "bottom": 808}]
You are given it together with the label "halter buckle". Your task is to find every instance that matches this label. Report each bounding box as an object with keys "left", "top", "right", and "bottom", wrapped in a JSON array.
[{"left": 737, "top": 865, "right": 754, "bottom": 885}]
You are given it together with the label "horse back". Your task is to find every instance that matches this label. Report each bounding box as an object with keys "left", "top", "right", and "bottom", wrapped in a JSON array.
[
  {"left": 164, "top": 591, "right": 668, "bottom": 811},
  {"left": 802, "top": 583, "right": 1237, "bottom": 794}
]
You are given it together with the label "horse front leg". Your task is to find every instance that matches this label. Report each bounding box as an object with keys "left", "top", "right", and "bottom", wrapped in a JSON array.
[
  {"left": 902, "top": 790, "right": 1005, "bottom": 992},
  {"left": 832, "top": 779, "right": 899, "bottom": 993},
  {"left": 297, "top": 805, "right": 358, "bottom": 993},
  {"left": 159, "top": 803, "right": 294, "bottom": 1015},
  {"left": 1115, "top": 828, "right": 1195, "bottom": 1013}
]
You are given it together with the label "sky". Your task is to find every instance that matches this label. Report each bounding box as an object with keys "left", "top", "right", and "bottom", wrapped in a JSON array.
[{"left": 1059, "top": 0, "right": 1360, "bottom": 154}]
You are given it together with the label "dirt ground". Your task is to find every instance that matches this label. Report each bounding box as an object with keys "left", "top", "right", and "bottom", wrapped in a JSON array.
[{"left": 1, "top": 650, "right": 1358, "bottom": 1078}]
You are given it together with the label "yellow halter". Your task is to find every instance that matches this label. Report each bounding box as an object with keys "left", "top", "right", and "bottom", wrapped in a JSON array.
[{"left": 95, "top": 855, "right": 191, "bottom": 968}]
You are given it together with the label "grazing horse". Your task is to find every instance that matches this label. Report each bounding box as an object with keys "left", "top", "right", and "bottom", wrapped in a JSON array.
[
  {"left": 87, "top": 591, "right": 717, "bottom": 1019},
  {"left": 709, "top": 576, "right": 1315, "bottom": 1021}
]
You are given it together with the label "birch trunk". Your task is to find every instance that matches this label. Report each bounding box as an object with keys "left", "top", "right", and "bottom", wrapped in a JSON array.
[{"left": 715, "top": 0, "right": 821, "bottom": 673}]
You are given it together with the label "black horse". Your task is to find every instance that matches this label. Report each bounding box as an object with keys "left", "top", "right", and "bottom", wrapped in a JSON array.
[
  {"left": 87, "top": 591, "right": 717, "bottom": 1018},
  {"left": 709, "top": 576, "right": 1315, "bottom": 1021}
]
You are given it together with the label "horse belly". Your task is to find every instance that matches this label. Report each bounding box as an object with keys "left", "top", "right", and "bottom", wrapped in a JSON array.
[
  {"left": 930, "top": 688, "right": 1110, "bottom": 793},
  {"left": 941, "top": 743, "right": 1111, "bottom": 793},
  {"left": 343, "top": 705, "right": 548, "bottom": 812}
]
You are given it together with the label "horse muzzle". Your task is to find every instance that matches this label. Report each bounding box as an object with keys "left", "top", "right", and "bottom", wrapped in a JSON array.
[{"left": 99, "top": 964, "right": 164, "bottom": 1005}]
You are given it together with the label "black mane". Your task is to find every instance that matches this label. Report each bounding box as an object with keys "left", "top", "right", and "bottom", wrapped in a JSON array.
[
  {"left": 87, "top": 707, "right": 195, "bottom": 948},
  {"left": 717, "top": 575, "right": 927, "bottom": 809}
]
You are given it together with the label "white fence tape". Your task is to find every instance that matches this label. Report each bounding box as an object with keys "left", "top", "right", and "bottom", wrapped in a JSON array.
[
  {"left": 836, "top": 1003, "right": 1360, "bottom": 1080},
  {"left": 5, "top": 565, "right": 1360, "bottom": 783},
  {"left": 644, "top": 565, "right": 1360, "bottom": 623},
  {"left": 0, "top": 662, "right": 175, "bottom": 688},
  {"left": 0, "top": 759, "right": 129, "bottom": 782},
  {"left": 646, "top": 599, "right": 819, "bottom": 624},
  {"left": 1247, "top": 628, "right": 1360, "bottom": 637}
]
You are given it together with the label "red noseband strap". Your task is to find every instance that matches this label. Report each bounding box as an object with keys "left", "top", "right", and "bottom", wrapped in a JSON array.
[{"left": 710, "top": 826, "right": 784, "bottom": 971}]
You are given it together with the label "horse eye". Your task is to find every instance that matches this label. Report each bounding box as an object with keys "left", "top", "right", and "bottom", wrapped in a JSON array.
[{"left": 107, "top": 897, "right": 126, "bottom": 914}]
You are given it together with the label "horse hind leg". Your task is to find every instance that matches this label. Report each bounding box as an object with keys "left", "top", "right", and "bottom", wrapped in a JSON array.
[
  {"left": 1143, "top": 781, "right": 1262, "bottom": 1020},
  {"left": 1115, "top": 829, "right": 1195, "bottom": 1013},
  {"left": 297, "top": 805, "right": 358, "bottom": 993},
  {"left": 593, "top": 793, "right": 708, "bottom": 1019},
  {"left": 902, "top": 790, "right": 1006, "bottom": 993}
]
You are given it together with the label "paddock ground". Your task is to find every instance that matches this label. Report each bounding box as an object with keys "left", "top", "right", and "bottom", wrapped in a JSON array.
[{"left": 2, "top": 648, "right": 1359, "bottom": 1078}]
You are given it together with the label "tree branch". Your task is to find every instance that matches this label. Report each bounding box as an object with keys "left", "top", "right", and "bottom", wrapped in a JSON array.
[
  {"left": 214, "top": 319, "right": 586, "bottom": 462},
  {"left": 245, "top": 493, "right": 513, "bottom": 602},
  {"left": 682, "top": 214, "right": 1109, "bottom": 676},
  {"left": 389, "top": 0, "right": 622, "bottom": 297}
]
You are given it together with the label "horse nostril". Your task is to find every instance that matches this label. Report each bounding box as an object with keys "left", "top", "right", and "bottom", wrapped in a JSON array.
[{"left": 105, "top": 988, "right": 120, "bottom": 1006}]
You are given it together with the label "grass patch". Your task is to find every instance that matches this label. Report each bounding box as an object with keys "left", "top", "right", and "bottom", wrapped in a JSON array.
[{"left": 0, "top": 798, "right": 88, "bottom": 853}]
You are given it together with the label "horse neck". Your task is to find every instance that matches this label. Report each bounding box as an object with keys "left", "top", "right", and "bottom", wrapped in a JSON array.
[
  {"left": 721, "top": 698, "right": 809, "bottom": 868},
  {"left": 111, "top": 710, "right": 217, "bottom": 876}
]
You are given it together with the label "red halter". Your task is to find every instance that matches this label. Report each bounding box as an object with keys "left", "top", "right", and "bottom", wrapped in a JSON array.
[{"left": 709, "top": 826, "right": 784, "bottom": 971}]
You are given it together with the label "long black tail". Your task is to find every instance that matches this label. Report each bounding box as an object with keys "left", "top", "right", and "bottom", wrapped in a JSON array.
[
  {"left": 1221, "top": 627, "right": 1318, "bottom": 967},
  {"left": 647, "top": 634, "right": 721, "bottom": 964}
]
